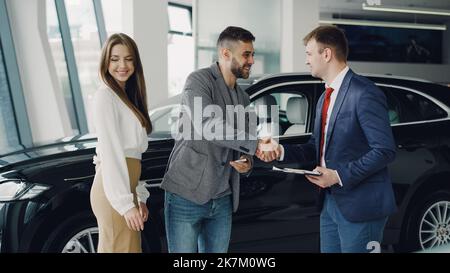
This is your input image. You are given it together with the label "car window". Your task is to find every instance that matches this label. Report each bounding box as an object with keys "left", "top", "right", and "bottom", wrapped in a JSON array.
[
  {"left": 381, "top": 86, "right": 447, "bottom": 124},
  {"left": 250, "top": 85, "right": 313, "bottom": 137},
  {"left": 149, "top": 105, "right": 180, "bottom": 138}
]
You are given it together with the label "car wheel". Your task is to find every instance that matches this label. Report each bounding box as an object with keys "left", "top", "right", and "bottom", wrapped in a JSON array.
[
  {"left": 42, "top": 211, "right": 160, "bottom": 253},
  {"left": 402, "top": 190, "right": 450, "bottom": 252},
  {"left": 41, "top": 212, "right": 98, "bottom": 253},
  {"left": 61, "top": 227, "right": 99, "bottom": 253}
]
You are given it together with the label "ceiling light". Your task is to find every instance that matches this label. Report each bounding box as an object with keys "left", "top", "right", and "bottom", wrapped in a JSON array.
[
  {"left": 319, "top": 19, "right": 446, "bottom": 31},
  {"left": 362, "top": 3, "right": 450, "bottom": 17}
]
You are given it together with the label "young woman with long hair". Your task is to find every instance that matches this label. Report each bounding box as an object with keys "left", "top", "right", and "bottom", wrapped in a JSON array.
[{"left": 90, "top": 33, "right": 152, "bottom": 253}]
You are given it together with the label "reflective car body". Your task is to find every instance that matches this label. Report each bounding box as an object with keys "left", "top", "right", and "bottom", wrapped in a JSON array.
[{"left": 1, "top": 73, "right": 450, "bottom": 252}]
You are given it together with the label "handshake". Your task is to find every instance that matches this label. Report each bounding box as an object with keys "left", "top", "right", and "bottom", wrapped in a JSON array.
[{"left": 255, "top": 137, "right": 282, "bottom": 162}]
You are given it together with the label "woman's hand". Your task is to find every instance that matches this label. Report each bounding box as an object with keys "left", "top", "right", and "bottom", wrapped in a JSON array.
[
  {"left": 124, "top": 207, "right": 144, "bottom": 231},
  {"left": 139, "top": 202, "right": 149, "bottom": 222}
]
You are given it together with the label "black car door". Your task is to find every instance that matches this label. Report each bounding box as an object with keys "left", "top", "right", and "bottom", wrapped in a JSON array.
[
  {"left": 230, "top": 83, "right": 322, "bottom": 252},
  {"left": 378, "top": 85, "right": 444, "bottom": 203}
]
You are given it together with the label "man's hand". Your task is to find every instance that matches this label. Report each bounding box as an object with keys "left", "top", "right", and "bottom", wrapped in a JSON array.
[
  {"left": 305, "top": 166, "right": 340, "bottom": 188},
  {"left": 139, "top": 202, "right": 149, "bottom": 222},
  {"left": 230, "top": 155, "right": 252, "bottom": 173},
  {"left": 255, "top": 137, "right": 282, "bottom": 162},
  {"left": 124, "top": 207, "right": 144, "bottom": 231}
]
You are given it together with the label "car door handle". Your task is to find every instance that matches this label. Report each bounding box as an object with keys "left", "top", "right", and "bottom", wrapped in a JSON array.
[
  {"left": 397, "top": 143, "right": 426, "bottom": 150},
  {"left": 142, "top": 179, "right": 162, "bottom": 188}
]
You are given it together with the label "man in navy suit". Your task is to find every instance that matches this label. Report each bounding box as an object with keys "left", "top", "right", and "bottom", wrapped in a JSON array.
[{"left": 257, "top": 25, "right": 397, "bottom": 252}]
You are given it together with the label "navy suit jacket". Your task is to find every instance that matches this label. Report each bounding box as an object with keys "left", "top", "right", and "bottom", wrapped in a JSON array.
[{"left": 284, "top": 69, "right": 397, "bottom": 222}]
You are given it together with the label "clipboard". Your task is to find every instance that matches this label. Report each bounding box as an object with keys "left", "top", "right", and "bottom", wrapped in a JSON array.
[{"left": 272, "top": 166, "right": 322, "bottom": 176}]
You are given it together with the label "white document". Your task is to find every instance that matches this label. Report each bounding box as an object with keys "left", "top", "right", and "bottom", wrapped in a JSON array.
[{"left": 272, "top": 166, "right": 322, "bottom": 176}]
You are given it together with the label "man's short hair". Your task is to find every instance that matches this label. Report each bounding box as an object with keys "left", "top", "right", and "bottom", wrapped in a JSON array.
[
  {"left": 303, "top": 25, "right": 348, "bottom": 62},
  {"left": 217, "top": 26, "right": 255, "bottom": 48}
]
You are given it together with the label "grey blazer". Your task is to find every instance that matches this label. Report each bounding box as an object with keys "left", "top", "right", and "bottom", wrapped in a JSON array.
[{"left": 161, "top": 63, "right": 258, "bottom": 212}]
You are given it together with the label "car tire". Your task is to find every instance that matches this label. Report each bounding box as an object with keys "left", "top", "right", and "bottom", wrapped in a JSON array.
[
  {"left": 41, "top": 211, "right": 98, "bottom": 253},
  {"left": 400, "top": 190, "right": 450, "bottom": 252},
  {"left": 41, "top": 211, "right": 161, "bottom": 253}
]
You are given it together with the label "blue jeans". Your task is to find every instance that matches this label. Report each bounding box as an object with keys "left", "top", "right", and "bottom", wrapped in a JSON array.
[
  {"left": 320, "top": 193, "right": 388, "bottom": 253},
  {"left": 164, "top": 191, "right": 232, "bottom": 253}
]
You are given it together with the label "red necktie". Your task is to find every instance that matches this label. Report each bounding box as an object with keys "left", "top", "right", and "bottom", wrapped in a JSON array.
[{"left": 319, "top": 87, "right": 334, "bottom": 161}]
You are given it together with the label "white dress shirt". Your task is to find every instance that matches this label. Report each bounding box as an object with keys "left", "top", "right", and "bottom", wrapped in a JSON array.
[
  {"left": 93, "top": 85, "right": 150, "bottom": 216},
  {"left": 320, "top": 66, "right": 349, "bottom": 168}
]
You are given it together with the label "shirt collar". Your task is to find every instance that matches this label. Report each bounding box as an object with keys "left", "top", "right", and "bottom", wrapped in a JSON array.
[{"left": 325, "top": 66, "right": 349, "bottom": 92}]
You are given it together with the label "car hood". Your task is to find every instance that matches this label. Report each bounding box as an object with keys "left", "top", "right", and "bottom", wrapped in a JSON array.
[{"left": 0, "top": 134, "right": 172, "bottom": 170}]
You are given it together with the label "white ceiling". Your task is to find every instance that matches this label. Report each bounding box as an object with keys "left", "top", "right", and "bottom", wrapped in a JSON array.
[{"left": 173, "top": 0, "right": 450, "bottom": 24}]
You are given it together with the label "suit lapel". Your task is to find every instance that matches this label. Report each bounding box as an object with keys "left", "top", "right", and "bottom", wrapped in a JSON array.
[
  {"left": 324, "top": 69, "right": 354, "bottom": 153},
  {"left": 218, "top": 79, "right": 234, "bottom": 106},
  {"left": 211, "top": 63, "right": 236, "bottom": 161},
  {"left": 236, "top": 85, "right": 244, "bottom": 105},
  {"left": 211, "top": 63, "right": 233, "bottom": 107},
  {"left": 314, "top": 93, "right": 325, "bottom": 161}
]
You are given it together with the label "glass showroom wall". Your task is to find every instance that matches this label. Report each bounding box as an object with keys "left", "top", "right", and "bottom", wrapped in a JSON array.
[
  {"left": 0, "top": 40, "right": 21, "bottom": 154},
  {"left": 1, "top": 0, "right": 197, "bottom": 156},
  {"left": 0, "top": 0, "right": 32, "bottom": 155},
  {"left": 64, "top": 0, "right": 102, "bottom": 132},
  {"left": 101, "top": 1, "right": 195, "bottom": 99},
  {"left": 168, "top": 3, "right": 194, "bottom": 97},
  {"left": 46, "top": 0, "right": 79, "bottom": 136},
  {"left": 0, "top": 0, "right": 108, "bottom": 153}
]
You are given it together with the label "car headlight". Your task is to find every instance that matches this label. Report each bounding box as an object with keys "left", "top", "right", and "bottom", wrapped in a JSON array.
[{"left": 0, "top": 180, "right": 51, "bottom": 202}]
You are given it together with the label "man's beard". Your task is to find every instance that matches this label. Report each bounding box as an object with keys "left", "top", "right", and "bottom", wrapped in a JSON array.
[{"left": 231, "top": 58, "right": 251, "bottom": 79}]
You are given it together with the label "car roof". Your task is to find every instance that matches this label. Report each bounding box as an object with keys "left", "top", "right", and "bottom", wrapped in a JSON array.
[
  {"left": 244, "top": 72, "right": 450, "bottom": 107},
  {"left": 249, "top": 72, "right": 433, "bottom": 85}
]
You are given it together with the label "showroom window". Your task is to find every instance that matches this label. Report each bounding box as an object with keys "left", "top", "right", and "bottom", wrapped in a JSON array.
[
  {"left": 168, "top": 3, "right": 194, "bottom": 97},
  {"left": 0, "top": 0, "right": 32, "bottom": 155},
  {"left": 0, "top": 40, "right": 21, "bottom": 155},
  {"left": 101, "top": 2, "right": 195, "bottom": 98},
  {"left": 65, "top": 0, "right": 102, "bottom": 132},
  {"left": 46, "top": 0, "right": 80, "bottom": 136}
]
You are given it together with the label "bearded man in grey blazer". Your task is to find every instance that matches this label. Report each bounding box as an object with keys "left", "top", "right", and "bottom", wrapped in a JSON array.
[{"left": 161, "top": 26, "right": 269, "bottom": 253}]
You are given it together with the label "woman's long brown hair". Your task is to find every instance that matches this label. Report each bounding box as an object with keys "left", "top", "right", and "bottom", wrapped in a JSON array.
[{"left": 99, "top": 33, "right": 152, "bottom": 134}]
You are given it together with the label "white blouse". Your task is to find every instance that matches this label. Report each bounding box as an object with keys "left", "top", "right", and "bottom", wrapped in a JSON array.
[{"left": 93, "top": 85, "right": 149, "bottom": 216}]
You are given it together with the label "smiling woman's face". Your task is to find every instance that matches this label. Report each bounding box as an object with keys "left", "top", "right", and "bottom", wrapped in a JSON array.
[{"left": 108, "top": 44, "right": 135, "bottom": 88}]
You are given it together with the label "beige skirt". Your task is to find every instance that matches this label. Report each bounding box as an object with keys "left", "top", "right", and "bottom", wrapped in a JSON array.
[{"left": 90, "top": 158, "right": 142, "bottom": 253}]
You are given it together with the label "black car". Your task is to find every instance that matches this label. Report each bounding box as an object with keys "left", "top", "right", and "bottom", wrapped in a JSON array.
[{"left": 1, "top": 73, "right": 450, "bottom": 253}]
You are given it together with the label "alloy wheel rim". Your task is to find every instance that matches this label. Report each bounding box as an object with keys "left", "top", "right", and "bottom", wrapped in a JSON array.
[
  {"left": 419, "top": 201, "right": 450, "bottom": 250},
  {"left": 61, "top": 227, "right": 99, "bottom": 253}
]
